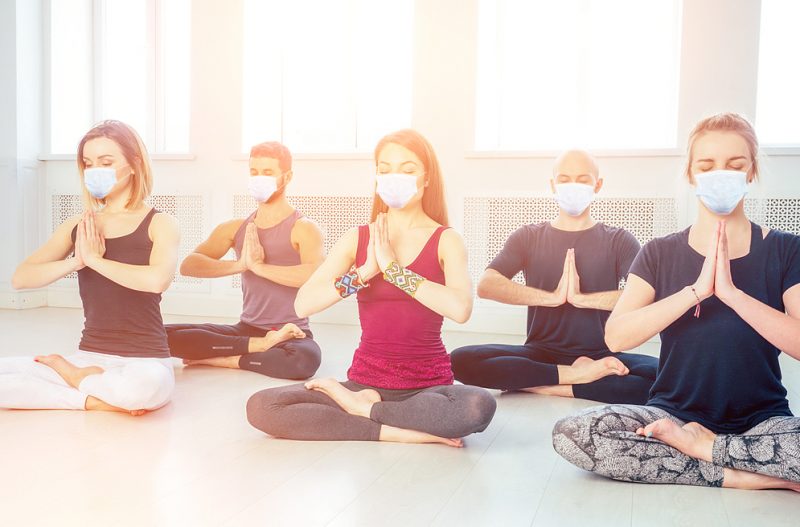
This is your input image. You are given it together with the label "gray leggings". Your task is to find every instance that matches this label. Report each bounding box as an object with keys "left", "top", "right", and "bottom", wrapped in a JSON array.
[
  {"left": 552, "top": 404, "right": 800, "bottom": 487},
  {"left": 246, "top": 380, "right": 497, "bottom": 441}
]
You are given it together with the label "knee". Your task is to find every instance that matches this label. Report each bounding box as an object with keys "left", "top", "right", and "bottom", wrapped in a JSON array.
[
  {"left": 117, "top": 362, "right": 174, "bottom": 410},
  {"left": 552, "top": 411, "right": 596, "bottom": 471},
  {"left": 288, "top": 340, "right": 322, "bottom": 379},
  {"left": 246, "top": 388, "right": 282, "bottom": 436},
  {"left": 449, "top": 346, "right": 477, "bottom": 382},
  {"left": 459, "top": 388, "right": 497, "bottom": 435}
]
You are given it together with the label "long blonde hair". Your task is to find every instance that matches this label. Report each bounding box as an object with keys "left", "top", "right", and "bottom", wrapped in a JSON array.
[{"left": 77, "top": 120, "right": 153, "bottom": 209}]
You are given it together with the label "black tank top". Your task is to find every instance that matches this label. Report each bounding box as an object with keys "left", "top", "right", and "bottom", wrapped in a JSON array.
[{"left": 71, "top": 208, "right": 170, "bottom": 358}]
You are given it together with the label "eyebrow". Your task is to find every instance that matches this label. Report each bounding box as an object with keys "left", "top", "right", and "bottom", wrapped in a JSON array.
[
  {"left": 695, "top": 156, "right": 748, "bottom": 163},
  {"left": 378, "top": 161, "right": 418, "bottom": 167}
]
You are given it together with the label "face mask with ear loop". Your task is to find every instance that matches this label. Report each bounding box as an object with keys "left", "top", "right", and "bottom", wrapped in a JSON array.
[
  {"left": 694, "top": 170, "right": 749, "bottom": 215},
  {"left": 553, "top": 182, "right": 596, "bottom": 216},
  {"left": 375, "top": 173, "right": 419, "bottom": 209},
  {"left": 83, "top": 166, "right": 132, "bottom": 200}
]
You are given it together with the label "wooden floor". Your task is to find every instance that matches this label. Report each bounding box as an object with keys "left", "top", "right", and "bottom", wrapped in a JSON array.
[{"left": 1, "top": 307, "right": 798, "bottom": 527}]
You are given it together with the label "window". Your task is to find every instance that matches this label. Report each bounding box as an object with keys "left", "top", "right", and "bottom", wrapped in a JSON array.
[
  {"left": 475, "top": 0, "right": 682, "bottom": 151},
  {"left": 241, "top": 0, "right": 414, "bottom": 153},
  {"left": 48, "top": 0, "right": 190, "bottom": 154},
  {"left": 756, "top": 0, "right": 800, "bottom": 146}
]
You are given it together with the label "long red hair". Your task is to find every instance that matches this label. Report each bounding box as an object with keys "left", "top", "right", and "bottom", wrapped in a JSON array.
[{"left": 371, "top": 129, "right": 449, "bottom": 226}]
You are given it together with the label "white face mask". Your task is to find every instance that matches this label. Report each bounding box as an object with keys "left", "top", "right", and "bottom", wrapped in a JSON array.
[
  {"left": 248, "top": 175, "right": 278, "bottom": 202},
  {"left": 554, "top": 183, "right": 595, "bottom": 216},
  {"left": 84, "top": 167, "right": 122, "bottom": 199},
  {"left": 694, "top": 170, "right": 749, "bottom": 215},
  {"left": 375, "top": 173, "right": 419, "bottom": 209}
]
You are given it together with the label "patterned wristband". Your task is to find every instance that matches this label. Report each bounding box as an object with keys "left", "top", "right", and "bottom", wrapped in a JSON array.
[
  {"left": 334, "top": 265, "right": 370, "bottom": 298},
  {"left": 383, "top": 261, "right": 425, "bottom": 297}
]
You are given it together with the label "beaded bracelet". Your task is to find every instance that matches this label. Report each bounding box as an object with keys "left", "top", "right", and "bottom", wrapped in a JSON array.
[
  {"left": 690, "top": 286, "right": 701, "bottom": 318},
  {"left": 334, "top": 265, "right": 370, "bottom": 298},
  {"left": 383, "top": 261, "right": 425, "bottom": 297}
]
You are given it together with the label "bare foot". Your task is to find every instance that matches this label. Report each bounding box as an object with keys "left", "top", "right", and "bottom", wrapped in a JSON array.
[
  {"left": 557, "top": 356, "right": 629, "bottom": 385},
  {"left": 249, "top": 323, "right": 306, "bottom": 353},
  {"left": 636, "top": 419, "right": 715, "bottom": 462},
  {"left": 379, "top": 425, "right": 464, "bottom": 447},
  {"left": 304, "top": 377, "right": 381, "bottom": 418},
  {"left": 84, "top": 396, "right": 148, "bottom": 416},
  {"left": 723, "top": 468, "right": 800, "bottom": 492},
  {"left": 521, "top": 385, "right": 574, "bottom": 397},
  {"left": 35, "top": 354, "right": 103, "bottom": 389},
  {"left": 183, "top": 356, "right": 241, "bottom": 369}
]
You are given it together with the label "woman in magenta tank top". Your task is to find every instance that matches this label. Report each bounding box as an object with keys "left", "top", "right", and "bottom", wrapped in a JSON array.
[
  {"left": 246, "top": 129, "right": 496, "bottom": 446},
  {"left": 5, "top": 121, "right": 178, "bottom": 416}
]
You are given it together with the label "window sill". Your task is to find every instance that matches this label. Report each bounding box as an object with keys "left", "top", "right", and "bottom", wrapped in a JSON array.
[{"left": 39, "top": 153, "right": 197, "bottom": 161}]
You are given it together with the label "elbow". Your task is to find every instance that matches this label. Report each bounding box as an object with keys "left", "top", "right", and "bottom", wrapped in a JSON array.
[
  {"left": 603, "top": 321, "right": 626, "bottom": 353},
  {"left": 450, "top": 297, "right": 473, "bottom": 324},
  {"left": 294, "top": 291, "right": 310, "bottom": 319},
  {"left": 476, "top": 281, "right": 490, "bottom": 299},
  {"left": 10, "top": 272, "right": 25, "bottom": 290},
  {"left": 150, "top": 274, "right": 175, "bottom": 294}
]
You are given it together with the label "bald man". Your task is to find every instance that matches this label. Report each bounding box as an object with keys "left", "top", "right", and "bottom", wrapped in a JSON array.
[{"left": 451, "top": 150, "right": 658, "bottom": 404}]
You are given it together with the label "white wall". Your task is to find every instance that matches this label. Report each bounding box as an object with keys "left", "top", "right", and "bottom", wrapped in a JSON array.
[
  {"left": 8, "top": 0, "right": 800, "bottom": 334},
  {"left": 0, "top": 0, "right": 47, "bottom": 309}
]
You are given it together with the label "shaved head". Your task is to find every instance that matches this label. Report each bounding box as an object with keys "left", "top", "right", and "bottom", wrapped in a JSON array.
[{"left": 552, "top": 150, "right": 599, "bottom": 180}]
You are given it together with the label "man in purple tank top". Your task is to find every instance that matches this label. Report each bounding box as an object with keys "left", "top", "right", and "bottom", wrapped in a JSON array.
[{"left": 165, "top": 142, "right": 325, "bottom": 379}]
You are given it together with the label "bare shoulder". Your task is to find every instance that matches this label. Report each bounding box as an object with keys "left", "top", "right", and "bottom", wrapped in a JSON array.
[
  {"left": 151, "top": 210, "right": 180, "bottom": 232},
  {"left": 293, "top": 216, "right": 324, "bottom": 237},
  {"left": 438, "top": 228, "right": 467, "bottom": 261}
]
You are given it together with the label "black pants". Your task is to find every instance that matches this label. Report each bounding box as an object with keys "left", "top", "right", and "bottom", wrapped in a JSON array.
[
  {"left": 450, "top": 343, "right": 657, "bottom": 405},
  {"left": 165, "top": 321, "right": 321, "bottom": 380}
]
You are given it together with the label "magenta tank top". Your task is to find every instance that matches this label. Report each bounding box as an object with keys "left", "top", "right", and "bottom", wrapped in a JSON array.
[
  {"left": 234, "top": 209, "right": 310, "bottom": 330},
  {"left": 347, "top": 224, "right": 454, "bottom": 389},
  {"left": 73, "top": 208, "right": 170, "bottom": 358}
]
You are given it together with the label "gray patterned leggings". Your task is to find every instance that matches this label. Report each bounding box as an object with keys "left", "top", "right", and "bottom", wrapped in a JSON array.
[{"left": 552, "top": 404, "right": 800, "bottom": 487}]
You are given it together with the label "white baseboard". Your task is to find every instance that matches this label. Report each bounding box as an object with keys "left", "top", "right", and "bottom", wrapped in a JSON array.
[{"left": 0, "top": 289, "right": 48, "bottom": 309}]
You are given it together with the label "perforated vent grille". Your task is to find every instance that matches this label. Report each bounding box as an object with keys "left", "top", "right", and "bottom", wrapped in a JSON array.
[
  {"left": 50, "top": 194, "right": 203, "bottom": 284},
  {"left": 463, "top": 197, "right": 679, "bottom": 286},
  {"left": 745, "top": 198, "right": 800, "bottom": 235}
]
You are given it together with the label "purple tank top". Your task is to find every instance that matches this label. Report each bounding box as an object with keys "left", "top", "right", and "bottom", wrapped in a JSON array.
[
  {"left": 73, "top": 208, "right": 170, "bottom": 358},
  {"left": 347, "top": 224, "right": 454, "bottom": 389},
  {"left": 234, "top": 209, "right": 310, "bottom": 330}
]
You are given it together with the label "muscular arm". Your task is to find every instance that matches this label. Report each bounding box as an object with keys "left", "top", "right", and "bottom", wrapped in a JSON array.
[
  {"left": 294, "top": 227, "right": 358, "bottom": 318},
  {"left": 570, "top": 289, "right": 623, "bottom": 311},
  {"left": 85, "top": 213, "right": 180, "bottom": 293},
  {"left": 249, "top": 218, "right": 325, "bottom": 287},
  {"left": 476, "top": 269, "right": 563, "bottom": 307},
  {"left": 180, "top": 220, "right": 244, "bottom": 278},
  {"left": 11, "top": 215, "right": 83, "bottom": 289}
]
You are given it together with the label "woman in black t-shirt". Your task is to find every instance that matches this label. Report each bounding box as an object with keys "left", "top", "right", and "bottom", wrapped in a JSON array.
[{"left": 552, "top": 113, "right": 800, "bottom": 491}]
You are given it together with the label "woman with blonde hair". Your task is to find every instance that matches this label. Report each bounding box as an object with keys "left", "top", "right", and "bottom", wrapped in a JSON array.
[
  {"left": 246, "top": 129, "right": 496, "bottom": 446},
  {"left": 4, "top": 120, "right": 180, "bottom": 415},
  {"left": 552, "top": 113, "right": 800, "bottom": 491}
]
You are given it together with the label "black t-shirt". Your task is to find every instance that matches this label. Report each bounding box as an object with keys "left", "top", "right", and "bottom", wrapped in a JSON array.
[
  {"left": 631, "top": 223, "right": 800, "bottom": 434},
  {"left": 488, "top": 222, "right": 641, "bottom": 357}
]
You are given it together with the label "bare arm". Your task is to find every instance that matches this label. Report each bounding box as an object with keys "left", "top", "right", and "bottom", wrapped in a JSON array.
[
  {"left": 720, "top": 285, "right": 800, "bottom": 360},
  {"left": 477, "top": 269, "right": 566, "bottom": 307},
  {"left": 179, "top": 220, "right": 244, "bottom": 278},
  {"left": 249, "top": 218, "right": 325, "bottom": 288},
  {"left": 11, "top": 215, "right": 83, "bottom": 289},
  {"left": 606, "top": 225, "right": 719, "bottom": 352},
  {"left": 570, "top": 290, "right": 623, "bottom": 311},
  {"left": 409, "top": 229, "right": 474, "bottom": 323},
  {"left": 294, "top": 227, "right": 359, "bottom": 318},
  {"left": 82, "top": 212, "right": 180, "bottom": 294}
]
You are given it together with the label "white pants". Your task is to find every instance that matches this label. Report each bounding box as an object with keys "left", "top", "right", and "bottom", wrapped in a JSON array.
[{"left": 0, "top": 350, "right": 175, "bottom": 411}]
